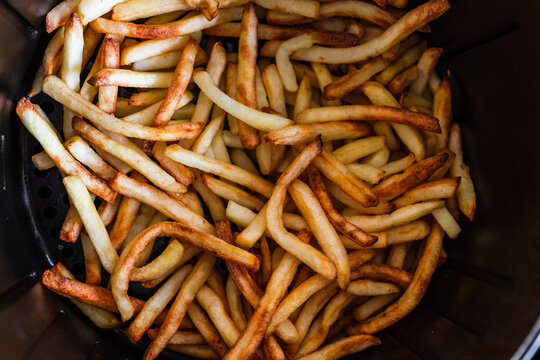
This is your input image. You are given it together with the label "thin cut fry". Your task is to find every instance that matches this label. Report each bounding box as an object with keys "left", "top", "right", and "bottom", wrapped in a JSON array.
[
  {"left": 254, "top": 0, "right": 319, "bottom": 18},
  {"left": 393, "top": 177, "right": 460, "bottom": 208},
  {"left": 265, "top": 121, "right": 371, "bottom": 145},
  {"left": 296, "top": 334, "right": 381, "bottom": 360}
]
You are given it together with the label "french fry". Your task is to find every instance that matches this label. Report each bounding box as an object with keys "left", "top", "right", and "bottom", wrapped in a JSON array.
[
  {"left": 393, "top": 177, "right": 460, "bottom": 208},
  {"left": 227, "top": 276, "right": 248, "bottom": 331},
  {"left": 43, "top": 76, "right": 203, "bottom": 141},
  {"left": 448, "top": 123, "right": 476, "bottom": 220},
  {"left": 346, "top": 163, "right": 386, "bottom": 184},
  {"left": 265, "top": 1, "right": 396, "bottom": 28},
  {"left": 375, "top": 41, "right": 427, "bottom": 85},
  {"left": 65, "top": 136, "right": 117, "bottom": 181},
  {"left": 144, "top": 253, "right": 216, "bottom": 360},
  {"left": 63, "top": 176, "right": 118, "bottom": 273},
  {"left": 388, "top": 65, "right": 419, "bottom": 96},
  {"left": 121, "top": 93, "right": 194, "bottom": 126},
  {"left": 333, "top": 136, "right": 386, "bottom": 164},
  {"left": 192, "top": 171, "right": 226, "bottom": 221},
  {"left": 78, "top": 0, "right": 127, "bottom": 25},
  {"left": 43, "top": 27, "right": 64, "bottom": 76},
  {"left": 153, "top": 142, "right": 194, "bottom": 186},
  {"left": 289, "top": 180, "right": 350, "bottom": 288},
  {"left": 146, "top": 328, "right": 205, "bottom": 345},
  {"left": 122, "top": 34, "right": 195, "bottom": 65},
  {"left": 309, "top": 167, "right": 377, "bottom": 246},
  {"left": 125, "top": 265, "right": 193, "bottom": 341},
  {"left": 165, "top": 144, "right": 274, "bottom": 197},
  {"left": 254, "top": 0, "right": 319, "bottom": 18},
  {"left": 205, "top": 23, "right": 357, "bottom": 47},
  {"left": 373, "top": 150, "right": 450, "bottom": 200},
  {"left": 194, "top": 71, "right": 293, "bottom": 131},
  {"left": 110, "top": 172, "right": 214, "bottom": 234},
  {"left": 349, "top": 223, "right": 444, "bottom": 334},
  {"left": 202, "top": 174, "right": 264, "bottom": 211},
  {"left": 16, "top": 99, "right": 116, "bottom": 203},
  {"left": 236, "top": 3, "right": 261, "bottom": 150},
  {"left": 187, "top": 301, "right": 230, "bottom": 357},
  {"left": 297, "top": 105, "right": 441, "bottom": 132},
  {"left": 294, "top": 75, "right": 313, "bottom": 120},
  {"left": 258, "top": 0, "right": 449, "bottom": 64},
  {"left": 350, "top": 263, "right": 412, "bottom": 288},
  {"left": 50, "top": 263, "right": 121, "bottom": 329},
  {"left": 81, "top": 233, "right": 101, "bottom": 285},
  {"left": 325, "top": 181, "right": 393, "bottom": 215},
  {"left": 353, "top": 293, "right": 399, "bottom": 321},
  {"left": 46, "top": 0, "right": 80, "bottom": 33},
  {"left": 433, "top": 77, "right": 452, "bottom": 151},
  {"left": 98, "top": 38, "right": 120, "bottom": 115},
  {"left": 410, "top": 47, "right": 443, "bottom": 95},
  {"left": 91, "top": 7, "right": 244, "bottom": 38},
  {"left": 222, "top": 230, "right": 310, "bottom": 359},
  {"left": 132, "top": 49, "right": 207, "bottom": 71},
  {"left": 296, "top": 334, "right": 381, "bottom": 360},
  {"left": 265, "top": 121, "right": 371, "bottom": 145},
  {"left": 380, "top": 153, "right": 416, "bottom": 176},
  {"left": 72, "top": 118, "right": 186, "bottom": 194},
  {"left": 129, "top": 240, "right": 185, "bottom": 282}
]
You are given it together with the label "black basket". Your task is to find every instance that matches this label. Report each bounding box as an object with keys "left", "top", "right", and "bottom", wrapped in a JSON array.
[{"left": 0, "top": 0, "right": 538, "bottom": 359}]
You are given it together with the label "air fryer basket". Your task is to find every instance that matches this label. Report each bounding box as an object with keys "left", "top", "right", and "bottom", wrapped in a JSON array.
[{"left": 0, "top": 0, "right": 539, "bottom": 359}]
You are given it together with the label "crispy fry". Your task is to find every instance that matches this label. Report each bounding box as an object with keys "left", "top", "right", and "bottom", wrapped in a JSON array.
[
  {"left": 91, "top": 7, "right": 244, "bottom": 38},
  {"left": 153, "top": 142, "right": 195, "bottom": 186},
  {"left": 236, "top": 3, "right": 261, "bottom": 149},
  {"left": 349, "top": 223, "right": 443, "bottom": 334},
  {"left": 81, "top": 233, "right": 101, "bottom": 285},
  {"left": 296, "top": 334, "right": 381, "bottom": 360},
  {"left": 297, "top": 105, "right": 440, "bottom": 132},
  {"left": 309, "top": 167, "right": 377, "bottom": 246},
  {"left": 433, "top": 77, "right": 452, "bottom": 151},
  {"left": 146, "top": 328, "right": 205, "bottom": 345},
  {"left": 259, "top": 0, "right": 449, "bottom": 64},
  {"left": 254, "top": 0, "right": 319, "bottom": 18},
  {"left": 227, "top": 276, "right": 248, "bottom": 331},
  {"left": 43, "top": 76, "right": 203, "bottom": 141},
  {"left": 393, "top": 177, "right": 460, "bottom": 208},
  {"left": 265, "top": 121, "right": 371, "bottom": 145},
  {"left": 388, "top": 65, "right": 418, "bottom": 96},
  {"left": 187, "top": 301, "right": 230, "bottom": 357}
]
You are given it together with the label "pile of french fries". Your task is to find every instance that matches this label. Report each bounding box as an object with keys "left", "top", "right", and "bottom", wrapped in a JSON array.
[{"left": 20, "top": 0, "right": 477, "bottom": 359}]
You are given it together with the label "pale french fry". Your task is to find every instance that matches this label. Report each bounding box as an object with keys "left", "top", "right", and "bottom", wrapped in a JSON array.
[
  {"left": 393, "top": 177, "right": 460, "bottom": 208},
  {"left": 448, "top": 123, "right": 476, "bottom": 220},
  {"left": 333, "top": 136, "right": 386, "bottom": 164},
  {"left": 91, "top": 7, "right": 244, "bottom": 38},
  {"left": 46, "top": 0, "right": 80, "bottom": 33},
  {"left": 294, "top": 75, "right": 313, "bottom": 121},
  {"left": 16, "top": 99, "right": 116, "bottom": 202},
  {"left": 346, "top": 279, "right": 400, "bottom": 296},
  {"left": 191, "top": 171, "right": 226, "bottom": 221},
  {"left": 63, "top": 176, "right": 118, "bottom": 273},
  {"left": 187, "top": 301, "right": 230, "bottom": 357},
  {"left": 72, "top": 118, "right": 186, "bottom": 194},
  {"left": 110, "top": 172, "right": 214, "bottom": 234},
  {"left": 144, "top": 10, "right": 188, "bottom": 25},
  {"left": 194, "top": 71, "right": 293, "bottom": 131},
  {"left": 274, "top": 35, "right": 313, "bottom": 93},
  {"left": 380, "top": 153, "right": 416, "bottom": 177},
  {"left": 410, "top": 47, "right": 443, "bottom": 95},
  {"left": 289, "top": 180, "right": 350, "bottom": 288},
  {"left": 202, "top": 174, "right": 264, "bottom": 211},
  {"left": 78, "top": 0, "right": 127, "bottom": 25},
  {"left": 129, "top": 239, "right": 185, "bottom": 282},
  {"left": 125, "top": 265, "right": 193, "bottom": 342},
  {"left": 62, "top": 13, "right": 84, "bottom": 139},
  {"left": 296, "top": 334, "right": 381, "bottom": 360},
  {"left": 353, "top": 293, "right": 399, "bottom": 321},
  {"left": 132, "top": 49, "right": 208, "bottom": 71},
  {"left": 258, "top": 0, "right": 448, "bottom": 64},
  {"left": 192, "top": 113, "right": 226, "bottom": 154},
  {"left": 349, "top": 223, "right": 444, "bottom": 334},
  {"left": 226, "top": 275, "right": 248, "bottom": 331},
  {"left": 346, "top": 163, "right": 386, "bottom": 184},
  {"left": 326, "top": 181, "right": 394, "bottom": 215},
  {"left": 121, "top": 34, "right": 195, "bottom": 65},
  {"left": 65, "top": 136, "right": 117, "bottom": 181},
  {"left": 432, "top": 206, "right": 461, "bottom": 238},
  {"left": 296, "top": 291, "right": 357, "bottom": 358},
  {"left": 165, "top": 144, "right": 274, "bottom": 197},
  {"left": 400, "top": 91, "right": 432, "bottom": 109},
  {"left": 43, "top": 76, "right": 203, "bottom": 141},
  {"left": 346, "top": 200, "right": 444, "bottom": 232},
  {"left": 121, "top": 92, "right": 193, "bottom": 125},
  {"left": 254, "top": 0, "right": 319, "bottom": 18}
]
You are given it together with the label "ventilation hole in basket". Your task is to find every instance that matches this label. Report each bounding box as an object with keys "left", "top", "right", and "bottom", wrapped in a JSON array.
[
  {"left": 63, "top": 193, "right": 70, "bottom": 205},
  {"left": 40, "top": 100, "right": 55, "bottom": 115},
  {"left": 38, "top": 186, "right": 52, "bottom": 199},
  {"left": 34, "top": 168, "right": 49, "bottom": 178},
  {"left": 60, "top": 244, "right": 74, "bottom": 258},
  {"left": 50, "top": 226, "right": 60, "bottom": 239},
  {"left": 72, "top": 263, "right": 85, "bottom": 277},
  {"left": 44, "top": 206, "right": 58, "bottom": 219}
]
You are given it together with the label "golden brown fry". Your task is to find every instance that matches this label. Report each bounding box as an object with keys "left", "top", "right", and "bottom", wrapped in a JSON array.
[
  {"left": 236, "top": 3, "right": 261, "bottom": 150},
  {"left": 350, "top": 263, "right": 412, "bottom": 289},
  {"left": 91, "top": 7, "right": 244, "bottom": 38},
  {"left": 153, "top": 142, "right": 194, "bottom": 186},
  {"left": 202, "top": 174, "right": 264, "bottom": 211},
  {"left": 375, "top": 41, "right": 426, "bottom": 85},
  {"left": 388, "top": 65, "right": 419, "bottom": 96},
  {"left": 187, "top": 301, "right": 230, "bottom": 357},
  {"left": 227, "top": 276, "right": 248, "bottom": 331},
  {"left": 326, "top": 181, "right": 394, "bottom": 215},
  {"left": 144, "top": 253, "right": 216, "bottom": 360},
  {"left": 393, "top": 177, "right": 460, "bottom": 208},
  {"left": 296, "top": 334, "right": 381, "bottom": 360},
  {"left": 349, "top": 223, "right": 443, "bottom": 334},
  {"left": 98, "top": 37, "right": 120, "bottom": 115},
  {"left": 259, "top": 0, "right": 449, "bottom": 63},
  {"left": 146, "top": 328, "right": 205, "bottom": 345},
  {"left": 81, "top": 233, "right": 101, "bottom": 285},
  {"left": 410, "top": 47, "right": 443, "bottom": 95},
  {"left": 373, "top": 150, "right": 450, "bottom": 200},
  {"left": 433, "top": 77, "right": 452, "bottom": 151},
  {"left": 308, "top": 167, "right": 377, "bottom": 246},
  {"left": 297, "top": 105, "right": 441, "bottom": 132},
  {"left": 110, "top": 195, "right": 143, "bottom": 251},
  {"left": 265, "top": 121, "right": 371, "bottom": 145}
]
